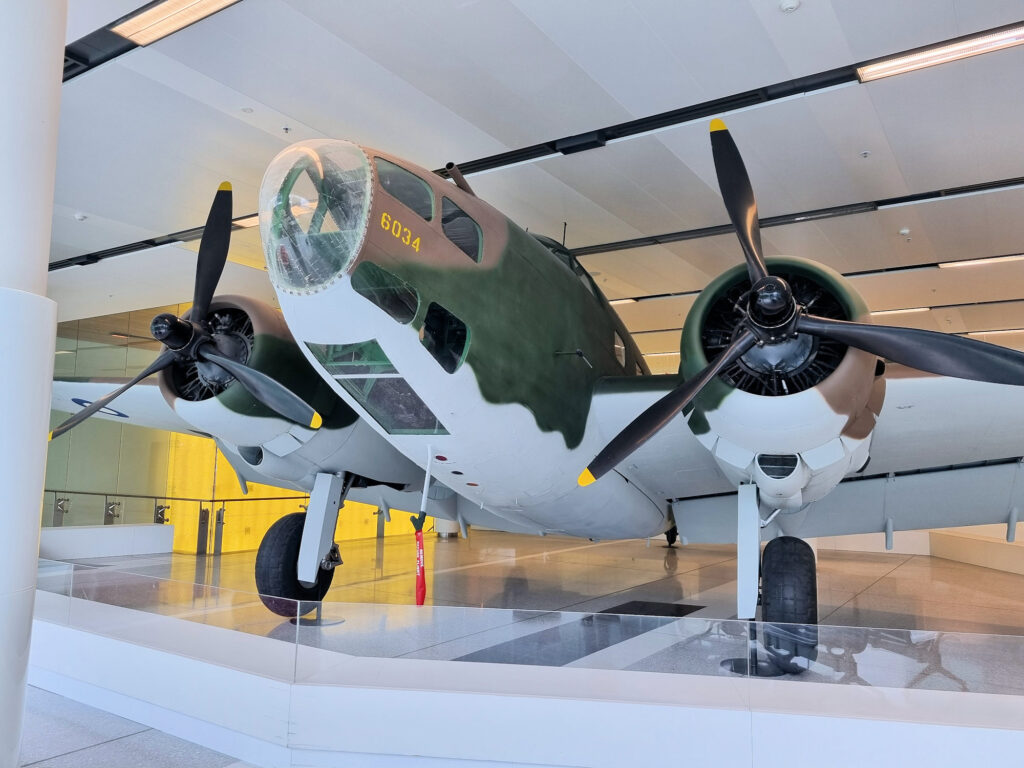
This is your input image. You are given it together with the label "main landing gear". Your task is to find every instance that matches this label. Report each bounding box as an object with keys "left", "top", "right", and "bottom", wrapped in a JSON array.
[
  {"left": 255, "top": 472, "right": 351, "bottom": 617},
  {"left": 732, "top": 485, "right": 819, "bottom": 674}
]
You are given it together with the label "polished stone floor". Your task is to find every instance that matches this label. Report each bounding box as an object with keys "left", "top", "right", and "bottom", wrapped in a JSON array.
[
  {"left": 66, "top": 529, "right": 1024, "bottom": 636},
  {"left": 19, "top": 687, "right": 254, "bottom": 768},
  {"left": 29, "top": 530, "right": 1024, "bottom": 764}
]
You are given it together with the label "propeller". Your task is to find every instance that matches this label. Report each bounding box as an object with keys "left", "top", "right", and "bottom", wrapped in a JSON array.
[
  {"left": 51, "top": 183, "right": 321, "bottom": 441},
  {"left": 579, "top": 119, "right": 1024, "bottom": 486}
]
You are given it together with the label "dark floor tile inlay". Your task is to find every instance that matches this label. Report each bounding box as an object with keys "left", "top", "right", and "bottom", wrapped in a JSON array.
[
  {"left": 455, "top": 614, "right": 674, "bottom": 666},
  {"left": 601, "top": 601, "right": 703, "bottom": 618}
]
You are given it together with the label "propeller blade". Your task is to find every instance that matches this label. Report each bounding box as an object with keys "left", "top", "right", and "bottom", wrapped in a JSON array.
[
  {"left": 797, "top": 314, "right": 1024, "bottom": 385},
  {"left": 710, "top": 119, "right": 768, "bottom": 285},
  {"left": 197, "top": 346, "right": 322, "bottom": 429},
  {"left": 192, "top": 182, "right": 233, "bottom": 322},
  {"left": 50, "top": 350, "right": 177, "bottom": 441},
  {"left": 579, "top": 330, "right": 756, "bottom": 486}
]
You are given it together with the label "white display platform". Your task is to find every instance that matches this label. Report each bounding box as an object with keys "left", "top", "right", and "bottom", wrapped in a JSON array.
[
  {"left": 38, "top": 524, "right": 174, "bottom": 560},
  {"left": 28, "top": 586, "right": 1024, "bottom": 768}
]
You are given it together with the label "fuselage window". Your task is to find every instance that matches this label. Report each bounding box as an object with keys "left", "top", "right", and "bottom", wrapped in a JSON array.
[
  {"left": 420, "top": 302, "right": 469, "bottom": 373},
  {"left": 614, "top": 332, "right": 627, "bottom": 368},
  {"left": 351, "top": 261, "right": 419, "bottom": 324},
  {"left": 374, "top": 158, "right": 434, "bottom": 221},
  {"left": 441, "top": 197, "right": 482, "bottom": 263},
  {"left": 306, "top": 339, "right": 449, "bottom": 435},
  {"left": 306, "top": 339, "right": 397, "bottom": 376}
]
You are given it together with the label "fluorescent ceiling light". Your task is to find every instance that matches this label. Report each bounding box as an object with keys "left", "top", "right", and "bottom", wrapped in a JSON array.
[
  {"left": 870, "top": 307, "right": 930, "bottom": 316},
  {"left": 233, "top": 214, "right": 260, "bottom": 228},
  {"left": 644, "top": 351, "right": 680, "bottom": 357},
  {"left": 966, "top": 328, "right": 1024, "bottom": 337},
  {"left": 112, "top": 0, "right": 241, "bottom": 46},
  {"left": 608, "top": 298, "right": 637, "bottom": 306},
  {"left": 858, "top": 24, "right": 1024, "bottom": 82},
  {"left": 938, "top": 254, "right": 1024, "bottom": 269}
]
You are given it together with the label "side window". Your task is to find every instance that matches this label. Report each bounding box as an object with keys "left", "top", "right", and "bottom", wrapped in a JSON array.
[
  {"left": 374, "top": 158, "right": 433, "bottom": 220},
  {"left": 351, "top": 262, "right": 419, "bottom": 324},
  {"left": 441, "top": 197, "right": 482, "bottom": 263},
  {"left": 614, "top": 332, "right": 627, "bottom": 368},
  {"left": 420, "top": 302, "right": 469, "bottom": 373}
]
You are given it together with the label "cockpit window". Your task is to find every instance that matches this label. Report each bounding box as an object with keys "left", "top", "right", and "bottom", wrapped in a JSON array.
[
  {"left": 351, "top": 262, "right": 419, "bottom": 324},
  {"left": 441, "top": 197, "right": 482, "bottom": 263},
  {"left": 420, "top": 302, "right": 469, "bottom": 373},
  {"left": 614, "top": 332, "right": 627, "bottom": 368},
  {"left": 374, "top": 158, "right": 433, "bottom": 221}
]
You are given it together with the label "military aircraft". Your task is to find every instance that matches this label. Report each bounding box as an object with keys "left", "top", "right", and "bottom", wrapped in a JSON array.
[{"left": 51, "top": 120, "right": 1024, "bottom": 669}]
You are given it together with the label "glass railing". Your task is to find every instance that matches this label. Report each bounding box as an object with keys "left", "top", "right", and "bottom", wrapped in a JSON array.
[
  {"left": 40, "top": 489, "right": 310, "bottom": 555},
  {"left": 33, "top": 558, "right": 1024, "bottom": 696}
]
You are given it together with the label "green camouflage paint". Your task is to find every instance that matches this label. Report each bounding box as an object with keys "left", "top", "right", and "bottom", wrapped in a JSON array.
[{"left": 382, "top": 222, "right": 629, "bottom": 449}]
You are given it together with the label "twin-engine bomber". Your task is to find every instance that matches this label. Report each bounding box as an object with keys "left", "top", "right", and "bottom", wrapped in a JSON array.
[{"left": 52, "top": 121, "right": 1024, "bottom": 671}]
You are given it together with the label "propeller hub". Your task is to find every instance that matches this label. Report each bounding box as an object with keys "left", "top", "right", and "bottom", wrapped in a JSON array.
[
  {"left": 749, "top": 276, "right": 796, "bottom": 330},
  {"left": 150, "top": 313, "right": 197, "bottom": 351}
]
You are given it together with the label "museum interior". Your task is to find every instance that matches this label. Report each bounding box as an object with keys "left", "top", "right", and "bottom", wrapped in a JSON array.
[{"left": 6, "top": 2, "right": 1024, "bottom": 767}]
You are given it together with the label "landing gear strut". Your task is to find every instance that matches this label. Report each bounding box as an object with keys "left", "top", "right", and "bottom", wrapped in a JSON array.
[{"left": 731, "top": 486, "right": 819, "bottom": 674}]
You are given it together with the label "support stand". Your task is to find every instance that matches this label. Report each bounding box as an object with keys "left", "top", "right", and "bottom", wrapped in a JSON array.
[
  {"left": 720, "top": 621, "right": 786, "bottom": 677},
  {"left": 290, "top": 602, "right": 344, "bottom": 627}
]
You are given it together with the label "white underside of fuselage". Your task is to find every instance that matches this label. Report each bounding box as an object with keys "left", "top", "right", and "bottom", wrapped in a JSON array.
[{"left": 278, "top": 278, "right": 667, "bottom": 540}]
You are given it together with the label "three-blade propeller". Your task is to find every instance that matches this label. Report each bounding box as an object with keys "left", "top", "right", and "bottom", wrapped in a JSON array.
[
  {"left": 51, "top": 183, "right": 321, "bottom": 441},
  {"left": 579, "top": 119, "right": 1024, "bottom": 487}
]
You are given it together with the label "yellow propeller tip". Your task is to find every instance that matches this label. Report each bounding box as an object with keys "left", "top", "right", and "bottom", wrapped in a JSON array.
[
  {"left": 710, "top": 118, "right": 727, "bottom": 133},
  {"left": 47, "top": 431, "right": 53, "bottom": 442},
  {"left": 218, "top": 181, "right": 232, "bottom": 192},
  {"left": 309, "top": 412, "right": 323, "bottom": 429},
  {"left": 578, "top": 468, "right": 597, "bottom": 487}
]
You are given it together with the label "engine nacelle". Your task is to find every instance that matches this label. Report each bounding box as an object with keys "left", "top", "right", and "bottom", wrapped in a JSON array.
[
  {"left": 157, "top": 294, "right": 358, "bottom": 451},
  {"left": 680, "top": 257, "right": 884, "bottom": 509}
]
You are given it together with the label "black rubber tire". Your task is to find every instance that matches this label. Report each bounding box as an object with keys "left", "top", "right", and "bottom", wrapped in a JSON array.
[
  {"left": 665, "top": 525, "right": 678, "bottom": 547},
  {"left": 761, "top": 536, "right": 818, "bottom": 672},
  {"left": 255, "top": 512, "right": 334, "bottom": 617}
]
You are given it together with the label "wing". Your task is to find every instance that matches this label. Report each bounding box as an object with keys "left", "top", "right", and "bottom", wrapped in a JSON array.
[
  {"left": 862, "top": 365, "right": 1024, "bottom": 475},
  {"left": 669, "top": 365, "right": 1024, "bottom": 543},
  {"left": 51, "top": 379, "right": 201, "bottom": 436},
  {"left": 588, "top": 375, "right": 733, "bottom": 499}
]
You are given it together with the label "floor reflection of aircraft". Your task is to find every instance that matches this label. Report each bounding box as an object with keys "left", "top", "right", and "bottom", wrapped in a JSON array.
[{"left": 51, "top": 122, "right": 1024, "bottom": 673}]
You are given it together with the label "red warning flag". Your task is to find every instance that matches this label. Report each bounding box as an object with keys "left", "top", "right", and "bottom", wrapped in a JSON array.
[{"left": 415, "top": 529, "right": 426, "bottom": 605}]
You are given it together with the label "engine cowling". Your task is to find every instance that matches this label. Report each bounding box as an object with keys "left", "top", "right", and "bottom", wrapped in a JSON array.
[
  {"left": 680, "top": 256, "right": 885, "bottom": 509},
  {"left": 157, "top": 294, "right": 357, "bottom": 449}
]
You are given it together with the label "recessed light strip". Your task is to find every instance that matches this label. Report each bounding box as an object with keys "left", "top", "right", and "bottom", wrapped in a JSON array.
[
  {"left": 857, "top": 23, "right": 1024, "bottom": 82},
  {"left": 869, "top": 307, "right": 930, "bottom": 317},
  {"left": 112, "top": 0, "right": 241, "bottom": 46},
  {"left": 966, "top": 328, "right": 1024, "bottom": 337},
  {"left": 937, "top": 254, "right": 1024, "bottom": 269}
]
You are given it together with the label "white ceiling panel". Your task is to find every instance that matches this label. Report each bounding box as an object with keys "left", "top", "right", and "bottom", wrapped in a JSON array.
[
  {"left": 47, "top": 244, "right": 276, "bottom": 322},
  {"left": 48, "top": 0, "right": 1024, "bottom": 345},
  {"left": 865, "top": 46, "right": 1024, "bottom": 192},
  {"left": 829, "top": 0, "right": 1022, "bottom": 62},
  {"left": 284, "top": 0, "right": 631, "bottom": 146}
]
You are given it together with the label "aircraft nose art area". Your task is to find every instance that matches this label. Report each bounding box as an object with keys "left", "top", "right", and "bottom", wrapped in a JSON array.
[{"left": 259, "top": 140, "right": 373, "bottom": 295}]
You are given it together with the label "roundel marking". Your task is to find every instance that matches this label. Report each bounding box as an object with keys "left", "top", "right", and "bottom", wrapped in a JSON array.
[{"left": 71, "top": 397, "right": 129, "bottom": 419}]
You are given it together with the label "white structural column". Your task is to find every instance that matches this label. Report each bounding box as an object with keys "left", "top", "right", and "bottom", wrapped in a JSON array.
[{"left": 0, "top": 4, "right": 66, "bottom": 766}]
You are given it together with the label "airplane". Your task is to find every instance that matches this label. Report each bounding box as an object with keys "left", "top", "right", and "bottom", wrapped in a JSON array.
[{"left": 50, "top": 119, "right": 1024, "bottom": 671}]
